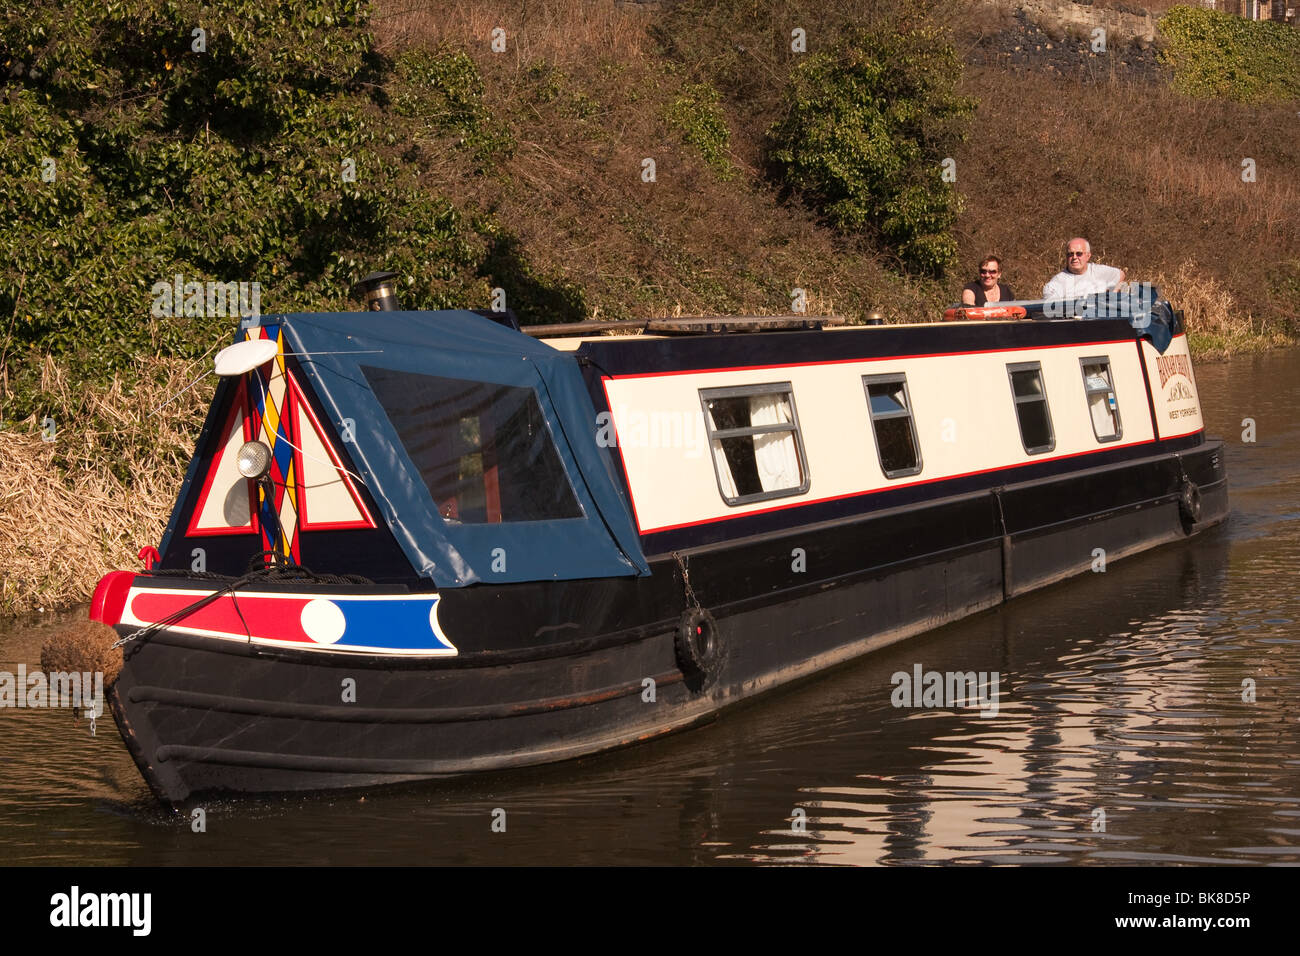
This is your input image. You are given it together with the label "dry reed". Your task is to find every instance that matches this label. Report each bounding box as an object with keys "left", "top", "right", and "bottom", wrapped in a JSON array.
[
  {"left": 0, "top": 357, "right": 211, "bottom": 615},
  {"left": 371, "top": 0, "right": 652, "bottom": 66}
]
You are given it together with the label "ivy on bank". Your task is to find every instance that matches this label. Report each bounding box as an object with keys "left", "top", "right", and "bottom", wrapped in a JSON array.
[
  {"left": 0, "top": 0, "right": 534, "bottom": 423},
  {"left": 767, "top": 14, "right": 974, "bottom": 278},
  {"left": 1159, "top": 6, "right": 1300, "bottom": 103}
]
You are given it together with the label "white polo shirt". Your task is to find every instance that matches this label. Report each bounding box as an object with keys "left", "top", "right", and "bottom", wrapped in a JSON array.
[{"left": 1042, "top": 263, "right": 1124, "bottom": 300}]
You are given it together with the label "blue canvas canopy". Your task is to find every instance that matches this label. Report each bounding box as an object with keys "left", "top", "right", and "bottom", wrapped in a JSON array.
[{"left": 257, "top": 310, "right": 649, "bottom": 587}]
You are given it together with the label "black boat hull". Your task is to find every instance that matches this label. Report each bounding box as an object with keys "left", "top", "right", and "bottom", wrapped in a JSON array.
[{"left": 110, "top": 440, "right": 1227, "bottom": 803}]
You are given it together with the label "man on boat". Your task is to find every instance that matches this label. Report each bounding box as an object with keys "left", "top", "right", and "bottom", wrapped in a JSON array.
[{"left": 1042, "top": 238, "right": 1126, "bottom": 300}]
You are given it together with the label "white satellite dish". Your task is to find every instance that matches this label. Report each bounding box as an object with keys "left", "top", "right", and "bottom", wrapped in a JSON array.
[{"left": 214, "top": 339, "right": 279, "bottom": 377}]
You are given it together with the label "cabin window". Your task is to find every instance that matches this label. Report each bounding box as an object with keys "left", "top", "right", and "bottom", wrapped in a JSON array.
[
  {"left": 1006, "top": 362, "right": 1055, "bottom": 455},
  {"left": 699, "top": 383, "right": 810, "bottom": 505},
  {"left": 1080, "top": 357, "right": 1121, "bottom": 442},
  {"left": 361, "top": 367, "right": 583, "bottom": 523},
  {"left": 862, "top": 374, "right": 922, "bottom": 478}
]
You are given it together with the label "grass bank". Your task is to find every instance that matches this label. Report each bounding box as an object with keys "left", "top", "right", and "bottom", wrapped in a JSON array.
[{"left": 955, "top": 62, "right": 1299, "bottom": 356}]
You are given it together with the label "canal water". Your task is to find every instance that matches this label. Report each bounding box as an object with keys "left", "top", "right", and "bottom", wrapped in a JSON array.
[{"left": 2, "top": 349, "right": 1297, "bottom": 866}]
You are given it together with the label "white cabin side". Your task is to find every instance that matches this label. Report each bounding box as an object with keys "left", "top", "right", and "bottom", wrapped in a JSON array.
[{"left": 602, "top": 333, "right": 1174, "bottom": 535}]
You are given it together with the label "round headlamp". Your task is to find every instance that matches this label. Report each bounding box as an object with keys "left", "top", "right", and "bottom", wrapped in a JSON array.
[{"left": 237, "top": 440, "right": 273, "bottom": 480}]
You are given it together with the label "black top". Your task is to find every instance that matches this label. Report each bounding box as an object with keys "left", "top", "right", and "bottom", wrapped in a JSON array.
[{"left": 962, "top": 282, "right": 1015, "bottom": 307}]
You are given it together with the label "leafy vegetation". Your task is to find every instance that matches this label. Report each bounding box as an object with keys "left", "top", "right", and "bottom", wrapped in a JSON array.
[
  {"left": 390, "top": 46, "right": 515, "bottom": 171},
  {"left": 767, "top": 15, "right": 974, "bottom": 277},
  {"left": 664, "top": 82, "right": 735, "bottom": 179},
  {"left": 0, "top": 0, "right": 546, "bottom": 423},
  {"left": 1159, "top": 5, "right": 1300, "bottom": 103}
]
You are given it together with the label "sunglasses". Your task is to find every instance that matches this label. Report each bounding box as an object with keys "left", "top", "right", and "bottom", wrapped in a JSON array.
[
  {"left": 979, "top": 269, "right": 999, "bottom": 275},
  {"left": 1067, "top": 251, "right": 1087, "bottom": 257}
]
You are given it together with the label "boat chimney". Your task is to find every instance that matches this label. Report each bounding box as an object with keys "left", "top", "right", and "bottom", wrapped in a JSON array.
[{"left": 357, "top": 271, "right": 400, "bottom": 311}]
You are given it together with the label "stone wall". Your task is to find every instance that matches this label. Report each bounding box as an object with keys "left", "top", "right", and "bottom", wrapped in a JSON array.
[{"left": 999, "top": 0, "right": 1161, "bottom": 42}]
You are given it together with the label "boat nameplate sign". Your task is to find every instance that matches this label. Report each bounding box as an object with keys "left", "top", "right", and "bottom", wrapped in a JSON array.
[{"left": 1143, "top": 334, "right": 1204, "bottom": 440}]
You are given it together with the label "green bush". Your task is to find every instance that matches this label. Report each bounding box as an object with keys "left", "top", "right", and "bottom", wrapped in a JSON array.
[
  {"left": 1159, "top": 6, "right": 1300, "bottom": 103},
  {"left": 767, "top": 14, "right": 973, "bottom": 277},
  {"left": 665, "top": 82, "right": 735, "bottom": 179},
  {"left": 0, "top": 0, "right": 514, "bottom": 420}
]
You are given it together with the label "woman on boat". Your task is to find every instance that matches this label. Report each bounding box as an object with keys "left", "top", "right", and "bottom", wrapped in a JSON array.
[{"left": 961, "top": 256, "right": 1015, "bottom": 306}]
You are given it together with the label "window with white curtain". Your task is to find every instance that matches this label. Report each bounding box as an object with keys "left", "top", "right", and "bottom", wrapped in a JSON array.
[
  {"left": 699, "top": 383, "right": 809, "bottom": 505},
  {"left": 1079, "top": 357, "right": 1121, "bottom": 442}
]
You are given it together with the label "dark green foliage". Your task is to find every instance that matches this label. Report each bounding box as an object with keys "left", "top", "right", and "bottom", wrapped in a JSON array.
[
  {"left": 767, "top": 11, "right": 974, "bottom": 277},
  {"left": 0, "top": 0, "right": 523, "bottom": 420},
  {"left": 1159, "top": 6, "right": 1300, "bottom": 103}
]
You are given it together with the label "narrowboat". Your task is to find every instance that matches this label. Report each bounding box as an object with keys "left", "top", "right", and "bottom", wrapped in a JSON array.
[{"left": 91, "top": 279, "right": 1228, "bottom": 803}]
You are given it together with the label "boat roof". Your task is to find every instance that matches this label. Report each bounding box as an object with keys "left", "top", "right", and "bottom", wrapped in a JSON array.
[{"left": 537, "top": 290, "right": 1179, "bottom": 355}]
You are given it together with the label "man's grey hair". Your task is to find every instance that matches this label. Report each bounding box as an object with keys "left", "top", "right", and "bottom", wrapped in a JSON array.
[{"left": 1067, "top": 237, "right": 1091, "bottom": 254}]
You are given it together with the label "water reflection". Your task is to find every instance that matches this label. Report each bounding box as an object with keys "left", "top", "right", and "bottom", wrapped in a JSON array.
[{"left": 1, "top": 349, "right": 1298, "bottom": 865}]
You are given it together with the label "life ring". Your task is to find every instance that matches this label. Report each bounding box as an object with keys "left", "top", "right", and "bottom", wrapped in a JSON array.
[
  {"left": 676, "top": 607, "right": 721, "bottom": 690},
  {"left": 1179, "top": 481, "right": 1202, "bottom": 524},
  {"left": 942, "top": 305, "right": 1028, "bottom": 322}
]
